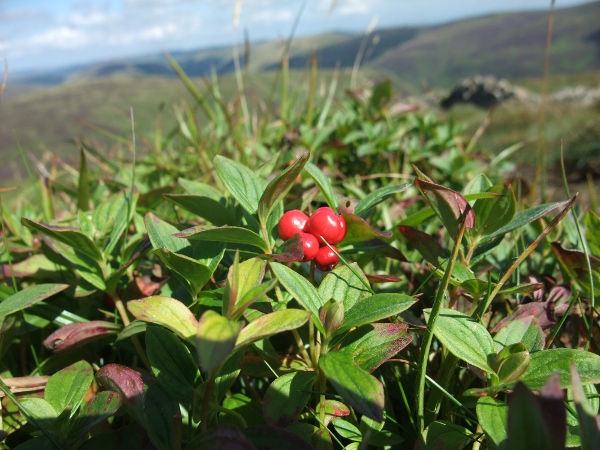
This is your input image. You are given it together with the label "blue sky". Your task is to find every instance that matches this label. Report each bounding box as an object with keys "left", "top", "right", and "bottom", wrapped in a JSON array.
[{"left": 0, "top": 0, "right": 594, "bottom": 74}]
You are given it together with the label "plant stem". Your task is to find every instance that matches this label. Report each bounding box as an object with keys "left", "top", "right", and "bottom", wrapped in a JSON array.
[
  {"left": 200, "top": 370, "right": 217, "bottom": 432},
  {"left": 416, "top": 217, "right": 468, "bottom": 431}
]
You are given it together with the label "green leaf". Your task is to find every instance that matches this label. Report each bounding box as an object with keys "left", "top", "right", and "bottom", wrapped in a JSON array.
[
  {"left": 338, "top": 322, "right": 413, "bottom": 372},
  {"left": 0, "top": 284, "right": 69, "bottom": 318},
  {"left": 332, "top": 418, "right": 362, "bottom": 441},
  {"left": 235, "top": 309, "right": 311, "bottom": 349},
  {"left": 304, "top": 162, "right": 338, "bottom": 209},
  {"left": 417, "top": 420, "right": 472, "bottom": 450},
  {"left": 128, "top": 296, "right": 199, "bottom": 341},
  {"left": 570, "top": 363, "right": 600, "bottom": 450},
  {"left": 42, "top": 238, "right": 106, "bottom": 291},
  {"left": 340, "top": 214, "right": 393, "bottom": 245},
  {"left": 318, "top": 262, "right": 371, "bottom": 311},
  {"left": 520, "top": 349, "right": 600, "bottom": 390},
  {"left": 224, "top": 257, "right": 266, "bottom": 318},
  {"left": 22, "top": 218, "right": 103, "bottom": 261},
  {"left": 144, "top": 382, "right": 180, "bottom": 450},
  {"left": 424, "top": 308, "right": 496, "bottom": 373},
  {"left": 270, "top": 262, "right": 326, "bottom": 333},
  {"left": 145, "top": 212, "right": 187, "bottom": 252},
  {"left": 319, "top": 352, "right": 384, "bottom": 422},
  {"left": 472, "top": 184, "right": 516, "bottom": 236},
  {"left": 414, "top": 178, "right": 475, "bottom": 241},
  {"left": 146, "top": 326, "right": 200, "bottom": 404},
  {"left": 476, "top": 397, "right": 508, "bottom": 450},
  {"left": 479, "top": 198, "right": 574, "bottom": 247},
  {"left": 178, "top": 178, "right": 222, "bottom": 200},
  {"left": 19, "top": 398, "right": 58, "bottom": 421},
  {"left": 153, "top": 248, "right": 212, "bottom": 298},
  {"left": 494, "top": 343, "right": 530, "bottom": 385},
  {"left": 174, "top": 225, "right": 268, "bottom": 252},
  {"left": 354, "top": 183, "right": 410, "bottom": 216},
  {"left": 339, "top": 293, "right": 416, "bottom": 335},
  {"left": 196, "top": 310, "right": 243, "bottom": 372},
  {"left": 263, "top": 371, "right": 315, "bottom": 427},
  {"left": 232, "top": 280, "right": 277, "bottom": 319},
  {"left": 44, "top": 361, "right": 94, "bottom": 416},
  {"left": 258, "top": 151, "right": 309, "bottom": 226},
  {"left": 214, "top": 155, "right": 262, "bottom": 214},
  {"left": 93, "top": 190, "right": 138, "bottom": 258},
  {"left": 163, "top": 194, "right": 236, "bottom": 226}
]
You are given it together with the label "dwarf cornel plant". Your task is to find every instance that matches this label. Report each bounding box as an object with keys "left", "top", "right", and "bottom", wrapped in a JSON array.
[{"left": 0, "top": 59, "right": 599, "bottom": 450}]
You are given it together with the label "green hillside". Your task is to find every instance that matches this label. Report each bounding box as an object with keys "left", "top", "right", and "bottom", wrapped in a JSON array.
[{"left": 371, "top": 1, "right": 600, "bottom": 87}]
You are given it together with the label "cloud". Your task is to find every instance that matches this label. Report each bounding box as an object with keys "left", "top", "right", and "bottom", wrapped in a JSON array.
[{"left": 29, "top": 27, "right": 89, "bottom": 49}]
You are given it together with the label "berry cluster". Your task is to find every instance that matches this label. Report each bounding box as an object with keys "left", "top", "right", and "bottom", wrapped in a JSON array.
[{"left": 277, "top": 207, "right": 347, "bottom": 271}]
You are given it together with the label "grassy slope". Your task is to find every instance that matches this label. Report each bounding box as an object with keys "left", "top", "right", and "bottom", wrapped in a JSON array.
[
  {"left": 1, "top": 69, "right": 402, "bottom": 182},
  {"left": 371, "top": 1, "right": 600, "bottom": 87}
]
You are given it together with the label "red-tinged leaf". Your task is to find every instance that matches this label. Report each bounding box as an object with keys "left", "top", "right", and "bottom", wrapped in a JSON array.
[
  {"left": 43, "top": 321, "right": 122, "bottom": 352},
  {"left": 571, "top": 363, "right": 600, "bottom": 450},
  {"left": 491, "top": 303, "right": 555, "bottom": 333},
  {"left": 185, "top": 424, "right": 256, "bottom": 449},
  {"left": 0, "top": 283, "right": 69, "bottom": 318},
  {"left": 339, "top": 323, "right": 413, "bottom": 373},
  {"left": 339, "top": 214, "right": 393, "bottom": 245},
  {"left": 127, "top": 296, "right": 199, "bottom": 341},
  {"left": 264, "top": 233, "right": 304, "bottom": 262},
  {"left": 414, "top": 178, "right": 475, "bottom": 241},
  {"left": 538, "top": 373, "right": 567, "bottom": 449},
  {"left": 507, "top": 383, "right": 553, "bottom": 450},
  {"left": 263, "top": 371, "right": 315, "bottom": 427},
  {"left": 1, "top": 255, "right": 56, "bottom": 279},
  {"left": 315, "top": 400, "right": 351, "bottom": 426},
  {"left": 492, "top": 315, "right": 545, "bottom": 353},
  {"left": 551, "top": 242, "right": 600, "bottom": 296},
  {"left": 96, "top": 364, "right": 145, "bottom": 423},
  {"left": 258, "top": 151, "right": 309, "bottom": 226},
  {"left": 398, "top": 225, "right": 445, "bottom": 264},
  {"left": 365, "top": 274, "right": 402, "bottom": 283}
]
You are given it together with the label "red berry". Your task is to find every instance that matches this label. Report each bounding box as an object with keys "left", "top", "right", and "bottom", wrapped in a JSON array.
[
  {"left": 299, "top": 233, "right": 319, "bottom": 262},
  {"left": 315, "top": 245, "right": 339, "bottom": 271},
  {"left": 307, "top": 207, "right": 346, "bottom": 245},
  {"left": 278, "top": 210, "right": 309, "bottom": 241}
]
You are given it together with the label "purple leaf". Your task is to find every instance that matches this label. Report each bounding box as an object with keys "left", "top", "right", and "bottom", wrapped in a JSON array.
[{"left": 43, "top": 321, "right": 122, "bottom": 352}]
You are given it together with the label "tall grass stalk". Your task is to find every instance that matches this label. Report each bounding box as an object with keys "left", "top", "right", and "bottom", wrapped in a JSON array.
[
  {"left": 350, "top": 17, "right": 377, "bottom": 90},
  {"left": 416, "top": 215, "right": 469, "bottom": 431},
  {"left": 534, "top": 0, "right": 556, "bottom": 203},
  {"left": 0, "top": 187, "right": 18, "bottom": 292},
  {"left": 560, "top": 140, "right": 596, "bottom": 349},
  {"left": 232, "top": 0, "right": 251, "bottom": 138}
]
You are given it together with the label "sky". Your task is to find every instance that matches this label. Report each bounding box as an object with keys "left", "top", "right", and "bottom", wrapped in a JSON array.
[{"left": 0, "top": 0, "right": 594, "bottom": 74}]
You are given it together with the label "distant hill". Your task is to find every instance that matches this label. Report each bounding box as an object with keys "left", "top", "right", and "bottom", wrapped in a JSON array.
[
  {"left": 12, "top": 1, "right": 600, "bottom": 90},
  {"left": 372, "top": 1, "right": 600, "bottom": 87}
]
